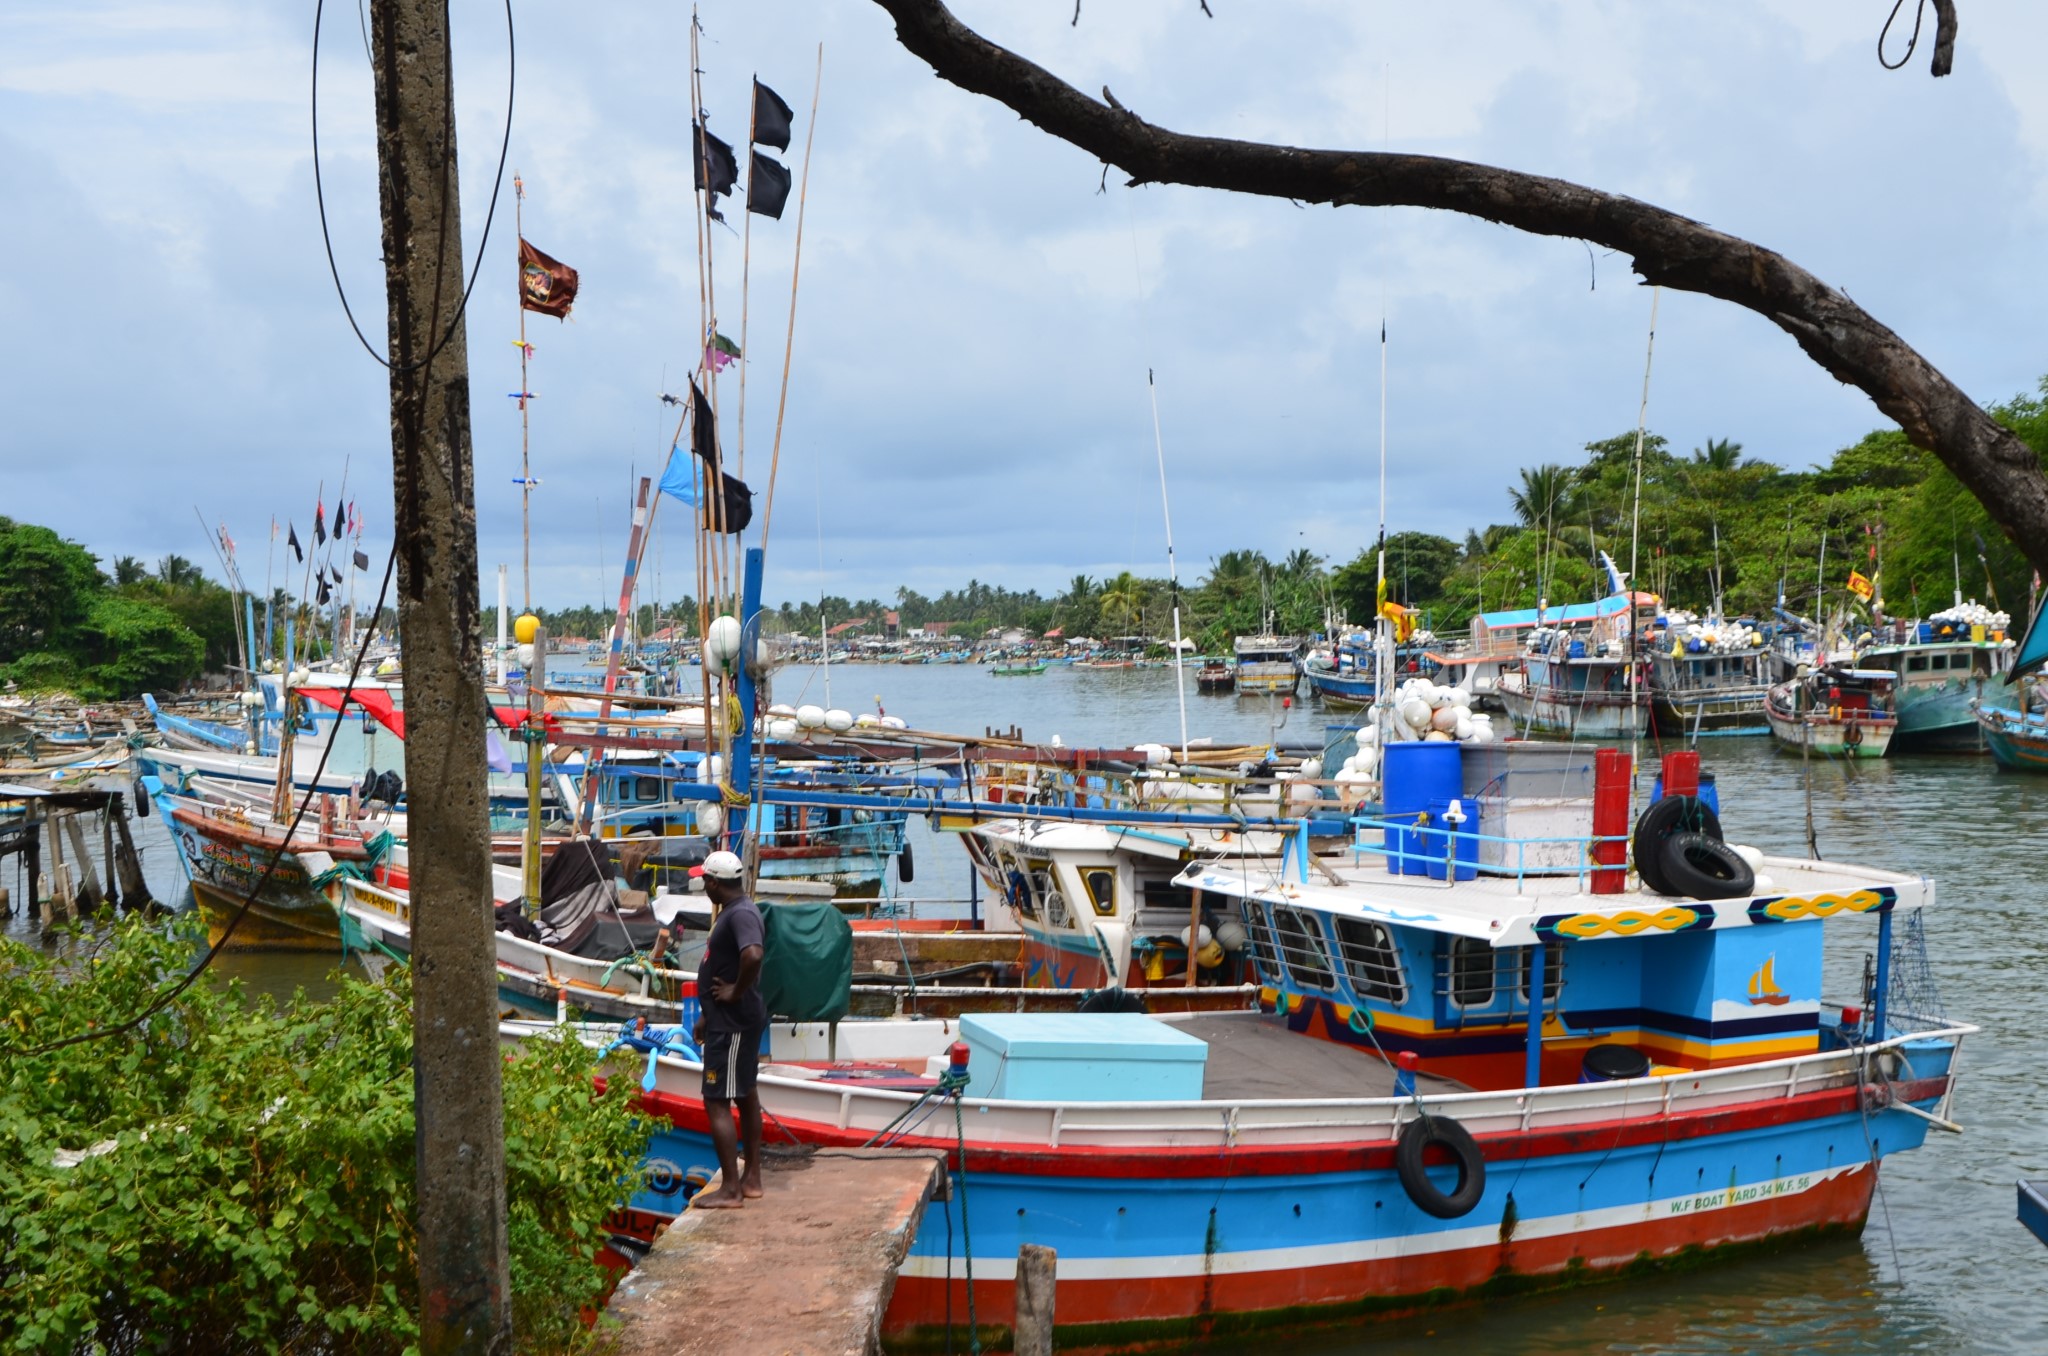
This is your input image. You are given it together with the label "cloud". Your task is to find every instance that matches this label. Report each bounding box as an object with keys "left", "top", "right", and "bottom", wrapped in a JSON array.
[{"left": 5, "top": 0, "right": 2045, "bottom": 614}]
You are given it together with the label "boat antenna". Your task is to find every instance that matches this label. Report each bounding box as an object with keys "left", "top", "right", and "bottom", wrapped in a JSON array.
[
  {"left": 1627, "top": 285, "right": 1661, "bottom": 781},
  {"left": 1951, "top": 507, "right": 1964, "bottom": 608},
  {"left": 1145, "top": 368, "right": 1191, "bottom": 760}
]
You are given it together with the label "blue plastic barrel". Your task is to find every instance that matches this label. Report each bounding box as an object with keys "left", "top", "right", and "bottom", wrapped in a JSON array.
[
  {"left": 1382, "top": 742, "right": 1462, "bottom": 875},
  {"left": 1418, "top": 796, "right": 1479, "bottom": 880},
  {"left": 1568, "top": 638, "right": 1587, "bottom": 658},
  {"left": 1649, "top": 770, "right": 1719, "bottom": 816}
]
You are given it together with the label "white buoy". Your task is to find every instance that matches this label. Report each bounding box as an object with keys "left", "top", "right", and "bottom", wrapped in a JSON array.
[
  {"left": 766, "top": 717, "right": 798, "bottom": 741},
  {"left": 796, "top": 704, "right": 826, "bottom": 729},
  {"left": 767, "top": 703, "right": 796, "bottom": 717},
  {"left": 698, "top": 803, "right": 724, "bottom": 837},
  {"left": 1732, "top": 844, "right": 1765, "bottom": 873},
  {"left": 1424, "top": 730, "right": 1454, "bottom": 742},
  {"left": 824, "top": 708, "right": 854, "bottom": 732},
  {"left": 880, "top": 715, "right": 907, "bottom": 730},
  {"left": 1299, "top": 756, "right": 1324, "bottom": 780},
  {"left": 1401, "top": 699, "right": 1432, "bottom": 730},
  {"left": 706, "top": 615, "right": 742, "bottom": 666},
  {"left": 1430, "top": 706, "right": 1460, "bottom": 733}
]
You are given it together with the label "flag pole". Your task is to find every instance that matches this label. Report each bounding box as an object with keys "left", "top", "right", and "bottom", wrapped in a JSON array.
[
  {"left": 759, "top": 43, "right": 823, "bottom": 548},
  {"left": 688, "top": 11, "right": 721, "bottom": 769},
  {"left": 298, "top": 478, "right": 323, "bottom": 665},
  {"left": 515, "top": 173, "right": 534, "bottom": 613},
  {"left": 735, "top": 84, "right": 758, "bottom": 484}
]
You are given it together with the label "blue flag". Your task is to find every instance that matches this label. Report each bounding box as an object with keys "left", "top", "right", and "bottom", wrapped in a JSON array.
[
  {"left": 2013, "top": 593, "right": 2048, "bottom": 682},
  {"left": 657, "top": 446, "right": 700, "bottom": 507}
]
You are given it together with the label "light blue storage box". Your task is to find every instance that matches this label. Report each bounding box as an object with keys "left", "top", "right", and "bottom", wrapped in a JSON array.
[{"left": 958, "top": 1012, "right": 1209, "bottom": 1102}]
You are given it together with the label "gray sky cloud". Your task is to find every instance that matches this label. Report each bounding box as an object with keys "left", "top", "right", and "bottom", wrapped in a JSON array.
[{"left": 5, "top": 1, "right": 2045, "bottom": 613}]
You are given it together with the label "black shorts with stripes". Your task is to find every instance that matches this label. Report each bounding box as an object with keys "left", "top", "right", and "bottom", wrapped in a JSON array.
[{"left": 700, "top": 1027, "right": 762, "bottom": 1101}]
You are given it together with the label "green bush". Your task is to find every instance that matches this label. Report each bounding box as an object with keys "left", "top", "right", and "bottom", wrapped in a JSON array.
[{"left": 0, "top": 917, "right": 657, "bottom": 1353}]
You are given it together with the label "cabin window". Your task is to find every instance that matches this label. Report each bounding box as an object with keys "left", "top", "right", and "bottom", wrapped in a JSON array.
[
  {"left": 1930, "top": 653, "right": 1950, "bottom": 671},
  {"left": 1519, "top": 940, "right": 1565, "bottom": 1004},
  {"left": 1447, "top": 937, "right": 1495, "bottom": 1008},
  {"left": 636, "top": 777, "right": 661, "bottom": 803},
  {"left": 1084, "top": 869, "right": 1118, "bottom": 917},
  {"left": 1333, "top": 917, "right": 1407, "bottom": 1005},
  {"left": 1907, "top": 655, "right": 1929, "bottom": 672},
  {"left": 1271, "top": 906, "right": 1337, "bottom": 991},
  {"left": 1238, "top": 901, "right": 1281, "bottom": 986},
  {"left": 1029, "top": 869, "right": 1068, "bottom": 926}
]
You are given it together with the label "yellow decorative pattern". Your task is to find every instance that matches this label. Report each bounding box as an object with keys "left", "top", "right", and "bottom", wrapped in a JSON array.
[
  {"left": 1551, "top": 906, "right": 1700, "bottom": 939},
  {"left": 1759, "top": 890, "right": 1885, "bottom": 921}
]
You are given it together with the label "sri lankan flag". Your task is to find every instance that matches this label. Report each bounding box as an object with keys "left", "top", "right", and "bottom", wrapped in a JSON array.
[{"left": 1846, "top": 570, "right": 1875, "bottom": 601}]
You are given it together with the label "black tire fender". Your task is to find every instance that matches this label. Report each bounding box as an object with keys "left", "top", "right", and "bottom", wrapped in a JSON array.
[
  {"left": 897, "top": 840, "right": 915, "bottom": 884},
  {"left": 1631, "top": 795, "right": 1723, "bottom": 896},
  {"left": 1395, "top": 1114, "right": 1486, "bottom": 1219},
  {"left": 1659, "top": 831, "right": 1756, "bottom": 901}
]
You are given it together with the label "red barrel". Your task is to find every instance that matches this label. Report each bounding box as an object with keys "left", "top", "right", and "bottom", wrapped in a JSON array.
[{"left": 1591, "top": 748, "right": 1632, "bottom": 894}]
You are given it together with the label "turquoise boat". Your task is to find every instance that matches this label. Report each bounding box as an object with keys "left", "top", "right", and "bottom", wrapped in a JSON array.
[{"left": 1972, "top": 701, "right": 2048, "bottom": 771}]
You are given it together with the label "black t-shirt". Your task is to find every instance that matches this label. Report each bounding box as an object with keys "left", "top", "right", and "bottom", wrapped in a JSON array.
[{"left": 699, "top": 896, "right": 767, "bottom": 1034}]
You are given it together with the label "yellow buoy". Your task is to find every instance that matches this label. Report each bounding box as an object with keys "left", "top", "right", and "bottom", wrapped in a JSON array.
[{"left": 513, "top": 613, "right": 541, "bottom": 645}]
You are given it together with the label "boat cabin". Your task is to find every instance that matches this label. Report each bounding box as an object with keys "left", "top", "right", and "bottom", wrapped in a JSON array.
[{"left": 1184, "top": 821, "right": 1926, "bottom": 1093}]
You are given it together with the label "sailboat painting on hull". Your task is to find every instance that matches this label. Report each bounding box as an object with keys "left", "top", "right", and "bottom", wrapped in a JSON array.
[{"left": 1747, "top": 954, "right": 1790, "bottom": 1007}]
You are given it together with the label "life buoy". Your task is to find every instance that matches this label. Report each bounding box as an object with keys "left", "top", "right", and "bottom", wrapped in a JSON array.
[
  {"left": 1844, "top": 720, "right": 1864, "bottom": 749},
  {"left": 1396, "top": 1114, "right": 1486, "bottom": 1219},
  {"left": 1631, "top": 795, "right": 1723, "bottom": 896},
  {"left": 1658, "top": 830, "right": 1755, "bottom": 901}
]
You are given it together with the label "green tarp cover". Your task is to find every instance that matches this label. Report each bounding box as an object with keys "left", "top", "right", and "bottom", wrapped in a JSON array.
[{"left": 759, "top": 901, "right": 852, "bottom": 1023}]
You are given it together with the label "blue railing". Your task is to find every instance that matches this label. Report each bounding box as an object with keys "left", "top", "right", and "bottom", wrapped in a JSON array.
[{"left": 1345, "top": 811, "right": 1631, "bottom": 891}]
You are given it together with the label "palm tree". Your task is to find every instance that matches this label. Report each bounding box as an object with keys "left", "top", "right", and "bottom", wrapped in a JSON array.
[
  {"left": 1508, "top": 465, "right": 1577, "bottom": 528},
  {"left": 1691, "top": 437, "right": 1746, "bottom": 471},
  {"left": 1202, "top": 549, "right": 1267, "bottom": 598},
  {"left": 1064, "top": 574, "right": 1096, "bottom": 604},
  {"left": 112, "top": 555, "right": 150, "bottom": 586},
  {"left": 1099, "top": 571, "right": 1147, "bottom": 632},
  {"left": 1281, "top": 548, "right": 1323, "bottom": 579},
  {"left": 156, "top": 554, "right": 205, "bottom": 589}
]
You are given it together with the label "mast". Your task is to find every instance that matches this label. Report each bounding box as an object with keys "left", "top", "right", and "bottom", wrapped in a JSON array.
[
  {"left": 515, "top": 173, "right": 534, "bottom": 612},
  {"left": 1146, "top": 368, "right": 1190, "bottom": 759},
  {"left": 1626, "top": 286, "right": 1661, "bottom": 767}
]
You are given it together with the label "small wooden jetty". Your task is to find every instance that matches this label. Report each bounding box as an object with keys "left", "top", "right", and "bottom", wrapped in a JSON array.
[
  {"left": 0, "top": 778, "right": 151, "bottom": 926},
  {"left": 607, "top": 1150, "right": 943, "bottom": 1355}
]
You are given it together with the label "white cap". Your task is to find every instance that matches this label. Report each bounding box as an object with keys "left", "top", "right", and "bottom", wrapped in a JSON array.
[{"left": 699, "top": 849, "right": 744, "bottom": 881}]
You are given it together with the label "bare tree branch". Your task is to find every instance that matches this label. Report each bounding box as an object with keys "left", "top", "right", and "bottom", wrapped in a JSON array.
[{"left": 869, "top": 0, "right": 2047, "bottom": 573}]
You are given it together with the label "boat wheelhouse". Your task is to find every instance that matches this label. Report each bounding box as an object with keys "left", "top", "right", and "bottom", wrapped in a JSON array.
[
  {"left": 1497, "top": 592, "right": 1659, "bottom": 739},
  {"left": 1856, "top": 627, "right": 2012, "bottom": 751},
  {"left": 1233, "top": 633, "right": 1303, "bottom": 695},
  {"left": 1649, "top": 628, "right": 1773, "bottom": 736},
  {"left": 1766, "top": 665, "right": 1899, "bottom": 758}
]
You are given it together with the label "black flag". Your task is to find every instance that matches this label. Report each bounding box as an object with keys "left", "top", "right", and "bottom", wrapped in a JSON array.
[
  {"left": 748, "top": 152, "right": 791, "bottom": 220},
  {"left": 693, "top": 123, "right": 738, "bottom": 207},
  {"left": 316, "top": 576, "right": 332, "bottom": 605},
  {"left": 331, "top": 563, "right": 345, "bottom": 584},
  {"left": 690, "top": 379, "right": 718, "bottom": 467},
  {"left": 313, "top": 506, "right": 326, "bottom": 546},
  {"left": 288, "top": 525, "right": 303, "bottom": 562},
  {"left": 354, "top": 549, "right": 370, "bottom": 571},
  {"left": 752, "top": 80, "right": 793, "bottom": 151},
  {"left": 710, "top": 472, "right": 754, "bottom": 534},
  {"left": 334, "top": 499, "right": 346, "bottom": 533}
]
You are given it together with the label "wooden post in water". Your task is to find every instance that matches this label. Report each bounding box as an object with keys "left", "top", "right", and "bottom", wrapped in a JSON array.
[
  {"left": 45, "top": 811, "right": 72, "bottom": 925},
  {"left": 366, "top": 0, "right": 511, "bottom": 1348},
  {"left": 22, "top": 809, "right": 40, "bottom": 921},
  {"left": 111, "top": 804, "right": 151, "bottom": 911},
  {"left": 65, "top": 813, "right": 103, "bottom": 913},
  {"left": 1014, "top": 1243, "right": 1057, "bottom": 1356},
  {"left": 99, "top": 800, "right": 119, "bottom": 911}
]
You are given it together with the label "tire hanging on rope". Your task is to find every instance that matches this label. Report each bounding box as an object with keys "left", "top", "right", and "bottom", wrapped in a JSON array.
[{"left": 1395, "top": 1114, "right": 1486, "bottom": 1219}]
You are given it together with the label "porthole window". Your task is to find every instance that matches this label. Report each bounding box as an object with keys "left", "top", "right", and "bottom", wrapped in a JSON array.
[
  {"left": 1448, "top": 936, "right": 1495, "bottom": 1008},
  {"left": 1272, "top": 906, "right": 1336, "bottom": 991},
  {"left": 1333, "top": 917, "right": 1407, "bottom": 1005}
]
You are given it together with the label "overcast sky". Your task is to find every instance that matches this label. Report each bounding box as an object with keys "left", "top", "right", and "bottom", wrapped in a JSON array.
[{"left": 6, "top": 2, "right": 2047, "bottom": 612}]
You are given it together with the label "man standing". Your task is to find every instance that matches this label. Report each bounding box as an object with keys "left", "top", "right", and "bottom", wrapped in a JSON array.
[{"left": 685, "top": 849, "right": 766, "bottom": 1208}]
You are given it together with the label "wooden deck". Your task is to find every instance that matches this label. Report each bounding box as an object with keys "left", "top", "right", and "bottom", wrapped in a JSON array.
[{"left": 606, "top": 1149, "right": 943, "bottom": 1355}]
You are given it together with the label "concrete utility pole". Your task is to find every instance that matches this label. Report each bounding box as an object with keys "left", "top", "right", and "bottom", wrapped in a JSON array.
[{"left": 367, "top": 1, "right": 511, "bottom": 1350}]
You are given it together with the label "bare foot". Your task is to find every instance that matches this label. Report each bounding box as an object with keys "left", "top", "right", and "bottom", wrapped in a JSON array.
[
  {"left": 738, "top": 1156, "right": 766, "bottom": 1198},
  {"left": 693, "top": 1185, "right": 746, "bottom": 1210}
]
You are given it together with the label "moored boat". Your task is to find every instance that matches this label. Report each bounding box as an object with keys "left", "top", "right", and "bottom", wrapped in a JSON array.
[
  {"left": 1766, "top": 666, "right": 1899, "bottom": 758},
  {"left": 545, "top": 751, "right": 1971, "bottom": 1347},
  {"left": 1495, "top": 591, "right": 1658, "bottom": 739},
  {"left": 1648, "top": 615, "right": 1772, "bottom": 736},
  {"left": 1971, "top": 697, "right": 2048, "bottom": 772},
  {"left": 1854, "top": 608, "right": 2014, "bottom": 752},
  {"left": 1233, "top": 633, "right": 1302, "bottom": 695}
]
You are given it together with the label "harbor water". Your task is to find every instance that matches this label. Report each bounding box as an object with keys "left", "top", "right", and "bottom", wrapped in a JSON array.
[{"left": 10, "top": 660, "right": 2041, "bottom": 1353}]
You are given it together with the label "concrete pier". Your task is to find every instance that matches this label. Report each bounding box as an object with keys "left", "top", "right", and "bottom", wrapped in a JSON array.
[{"left": 607, "top": 1150, "right": 944, "bottom": 1355}]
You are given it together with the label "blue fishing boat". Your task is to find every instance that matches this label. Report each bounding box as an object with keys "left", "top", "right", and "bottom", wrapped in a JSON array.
[
  {"left": 571, "top": 744, "right": 1970, "bottom": 1348},
  {"left": 1971, "top": 697, "right": 2048, "bottom": 771}
]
